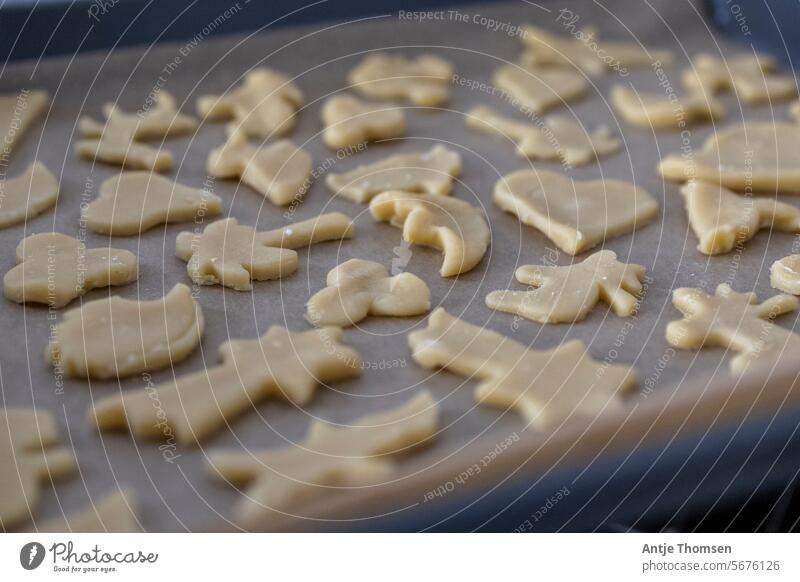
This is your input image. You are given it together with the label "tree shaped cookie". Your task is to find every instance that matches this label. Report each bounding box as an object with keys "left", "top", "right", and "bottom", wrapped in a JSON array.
[
  {"left": 666, "top": 284, "right": 800, "bottom": 373},
  {"left": 486, "top": 250, "right": 646, "bottom": 323},
  {"left": 1, "top": 89, "right": 48, "bottom": 160},
  {"left": 35, "top": 490, "right": 139, "bottom": 533},
  {"left": 681, "top": 180, "right": 800, "bottom": 255},
  {"left": 348, "top": 53, "right": 454, "bottom": 106},
  {"left": 47, "top": 284, "right": 203, "bottom": 379},
  {"left": 408, "top": 309, "right": 636, "bottom": 426},
  {"left": 493, "top": 169, "right": 658, "bottom": 255},
  {"left": 4, "top": 233, "right": 138, "bottom": 308},
  {"left": 659, "top": 122, "right": 800, "bottom": 192},
  {"left": 610, "top": 85, "right": 724, "bottom": 130},
  {"left": 83, "top": 172, "right": 222, "bottom": 235},
  {"left": 370, "top": 191, "right": 489, "bottom": 276},
  {"left": 208, "top": 391, "right": 437, "bottom": 528},
  {"left": 466, "top": 105, "right": 620, "bottom": 166},
  {"left": 326, "top": 144, "right": 461, "bottom": 203},
  {"left": 207, "top": 126, "right": 312, "bottom": 206},
  {"left": 197, "top": 68, "right": 303, "bottom": 138},
  {"left": 306, "top": 258, "right": 430, "bottom": 327},
  {"left": 175, "top": 213, "right": 354, "bottom": 290},
  {"left": 0, "top": 162, "right": 59, "bottom": 229},
  {"left": 493, "top": 65, "right": 586, "bottom": 113},
  {"left": 321, "top": 93, "right": 406, "bottom": 149},
  {"left": 0, "top": 408, "right": 75, "bottom": 530},
  {"left": 771, "top": 255, "right": 800, "bottom": 295},
  {"left": 682, "top": 54, "right": 796, "bottom": 104},
  {"left": 89, "top": 326, "right": 362, "bottom": 445}
]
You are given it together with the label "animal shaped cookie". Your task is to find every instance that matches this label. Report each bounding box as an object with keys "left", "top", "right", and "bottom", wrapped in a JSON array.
[
  {"left": 610, "top": 85, "right": 724, "bottom": 130},
  {"left": 321, "top": 94, "right": 406, "bottom": 149},
  {"left": 0, "top": 162, "right": 59, "bottom": 229},
  {"left": 493, "top": 65, "right": 586, "bottom": 113},
  {"left": 348, "top": 53, "right": 454, "bottom": 106},
  {"left": 682, "top": 54, "right": 796, "bottom": 104}
]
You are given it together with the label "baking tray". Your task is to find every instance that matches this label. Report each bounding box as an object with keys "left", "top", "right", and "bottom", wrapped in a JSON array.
[{"left": 2, "top": 0, "right": 800, "bottom": 532}]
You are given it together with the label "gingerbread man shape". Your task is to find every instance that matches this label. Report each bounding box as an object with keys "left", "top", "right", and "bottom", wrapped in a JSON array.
[{"left": 348, "top": 53, "right": 454, "bottom": 106}]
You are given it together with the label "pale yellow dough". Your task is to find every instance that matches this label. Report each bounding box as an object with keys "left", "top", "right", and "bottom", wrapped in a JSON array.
[
  {"left": 493, "top": 169, "right": 658, "bottom": 255},
  {"left": 791, "top": 101, "right": 800, "bottom": 122},
  {"left": 0, "top": 89, "right": 48, "bottom": 159},
  {"left": 321, "top": 93, "right": 406, "bottom": 149},
  {"left": 47, "top": 284, "right": 203, "bottom": 379},
  {"left": 681, "top": 180, "right": 800, "bottom": 255},
  {"left": 466, "top": 105, "right": 620, "bottom": 166},
  {"left": 208, "top": 391, "right": 437, "bottom": 529},
  {"left": 35, "top": 490, "right": 139, "bottom": 533},
  {"left": 0, "top": 408, "right": 75, "bottom": 530},
  {"left": 197, "top": 68, "right": 303, "bottom": 137},
  {"left": 666, "top": 284, "right": 800, "bottom": 373},
  {"left": 610, "top": 85, "right": 723, "bottom": 130},
  {"left": 682, "top": 54, "right": 796, "bottom": 104},
  {"left": 89, "top": 326, "right": 361, "bottom": 445},
  {"left": 771, "top": 255, "right": 800, "bottom": 295},
  {"left": 370, "top": 191, "right": 489, "bottom": 276},
  {"left": 493, "top": 65, "right": 586, "bottom": 114},
  {"left": 408, "top": 309, "right": 636, "bottom": 426},
  {"left": 326, "top": 144, "right": 461, "bottom": 203},
  {"left": 659, "top": 122, "right": 800, "bottom": 192},
  {"left": 207, "top": 127, "right": 312, "bottom": 205},
  {"left": 175, "top": 213, "right": 354, "bottom": 290},
  {"left": 83, "top": 172, "right": 222, "bottom": 235},
  {"left": 4, "top": 233, "right": 138, "bottom": 308},
  {"left": 486, "top": 250, "right": 645, "bottom": 323},
  {"left": 75, "top": 133, "right": 173, "bottom": 172},
  {"left": 306, "top": 258, "right": 430, "bottom": 327},
  {"left": 348, "top": 53, "right": 454, "bottom": 106},
  {"left": 0, "top": 161, "right": 59, "bottom": 229}
]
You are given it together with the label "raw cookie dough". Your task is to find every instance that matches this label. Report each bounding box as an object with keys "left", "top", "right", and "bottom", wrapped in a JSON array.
[
  {"left": 83, "top": 172, "right": 222, "bottom": 235},
  {"left": 326, "top": 144, "right": 462, "bottom": 203},
  {"left": 0, "top": 89, "right": 49, "bottom": 159},
  {"left": 771, "top": 255, "right": 800, "bottom": 295},
  {"left": 197, "top": 68, "right": 303, "bottom": 137},
  {"left": 176, "top": 213, "right": 354, "bottom": 290},
  {"left": 208, "top": 391, "right": 437, "bottom": 529},
  {"left": 47, "top": 284, "right": 203, "bottom": 379},
  {"left": 682, "top": 54, "right": 796, "bottom": 104},
  {"left": 321, "top": 94, "right": 406, "bottom": 149},
  {"left": 4, "top": 233, "right": 138, "bottom": 308},
  {"left": 35, "top": 490, "right": 139, "bottom": 533},
  {"left": 486, "top": 249, "right": 645, "bottom": 323},
  {"left": 207, "top": 126, "right": 312, "bottom": 206},
  {"left": 493, "top": 169, "right": 659, "bottom": 255},
  {"left": 0, "top": 161, "right": 59, "bottom": 229},
  {"left": 370, "top": 191, "right": 489, "bottom": 276},
  {"left": 408, "top": 309, "right": 637, "bottom": 426},
  {"left": 493, "top": 65, "right": 586, "bottom": 114},
  {"left": 466, "top": 105, "right": 620, "bottom": 166},
  {"left": 348, "top": 53, "right": 454, "bottom": 106},
  {"left": 75, "top": 133, "right": 173, "bottom": 172},
  {"left": 659, "top": 122, "right": 800, "bottom": 192},
  {"left": 681, "top": 180, "right": 800, "bottom": 255},
  {"left": 791, "top": 101, "right": 800, "bottom": 122},
  {"left": 306, "top": 258, "right": 431, "bottom": 327},
  {"left": 0, "top": 408, "right": 75, "bottom": 530},
  {"left": 89, "top": 326, "right": 361, "bottom": 445},
  {"left": 610, "top": 85, "right": 724, "bottom": 130}
]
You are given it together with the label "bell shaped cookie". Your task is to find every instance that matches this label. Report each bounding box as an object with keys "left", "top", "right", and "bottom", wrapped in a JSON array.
[
  {"left": 321, "top": 94, "right": 406, "bottom": 149},
  {"left": 682, "top": 54, "right": 796, "bottom": 104},
  {"left": 493, "top": 64, "right": 585, "bottom": 113},
  {"left": 348, "top": 53, "right": 454, "bottom": 106},
  {"left": 610, "top": 85, "right": 724, "bottom": 130},
  {"left": 0, "top": 162, "right": 59, "bottom": 229}
]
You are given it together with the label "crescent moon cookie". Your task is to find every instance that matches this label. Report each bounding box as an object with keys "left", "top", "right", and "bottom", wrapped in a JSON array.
[
  {"left": 493, "top": 169, "right": 658, "bottom": 255},
  {"left": 682, "top": 53, "right": 796, "bottom": 104},
  {"left": 492, "top": 64, "right": 586, "bottom": 114},
  {"left": 0, "top": 161, "right": 59, "bottom": 229},
  {"left": 321, "top": 94, "right": 406, "bottom": 149},
  {"left": 348, "top": 53, "right": 454, "bottom": 106},
  {"left": 610, "top": 85, "right": 724, "bottom": 130}
]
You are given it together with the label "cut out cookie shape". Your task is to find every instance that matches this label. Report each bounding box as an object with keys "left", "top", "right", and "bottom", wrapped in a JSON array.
[
  {"left": 89, "top": 326, "right": 361, "bottom": 445},
  {"left": 486, "top": 250, "right": 645, "bottom": 323},
  {"left": 75, "top": 133, "right": 173, "bottom": 172},
  {"left": 682, "top": 54, "right": 796, "bottom": 104},
  {"left": 326, "top": 144, "right": 461, "bottom": 203},
  {"left": 610, "top": 85, "right": 724, "bottom": 130},
  {"left": 83, "top": 172, "right": 222, "bottom": 235},
  {"left": 208, "top": 391, "right": 437, "bottom": 528},
  {"left": 207, "top": 127, "right": 312, "bottom": 206},
  {"left": 197, "top": 68, "right": 303, "bottom": 138},
  {"left": 0, "top": 89, "right": 48, "bottom": 159},
  {"left": 666, "top": 284, "right": 800, "bottom": 374},
  {"left": 0, "top": 162, "right": 59, "bottom": 230},
  {"left": 493, "top": 65, "right": 586, "bottom": 114},
  {"left": 659, "top": 122, "right": 800, "bottom": 192},
  {"left": 321, "top": 94, "right": 406, "bottom": 149},
  {"left": 4, "top": 233, "right": 138, "bottom": 308},
  {"left": 771, "top": 255, "right": 800, "bottom": 295},
  {"left": 35, "top": 490, "right": 139, "bottom": 533},
  {"left": 409, "top": 309, "right": 636, "bottom": 426},
  {"left": 466, "top": 105, "right": 620, "bottom": 166},
  {"left": 493, "top": 169, "right": 658, "bottom": 255},
  {"left": 47, "top": 284, "right": 203, "bottom": 379},
  {"left": 370, "top": 191, "right": 489, "bottom": 276},
  {"left": 0, "top": 408, "right": 75, "bottom": 530},
  {"left": 348, "top": 53, "right": 454, "bottom": 106},
  {"left": 681, "top": 180, "right": 800, "bottom": 255},
  {"left": 175, "top": 213, "right": 354, "bottom": 290},
  {"left": 306, "top": 259, "right": 430, "bottom": 327}
]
